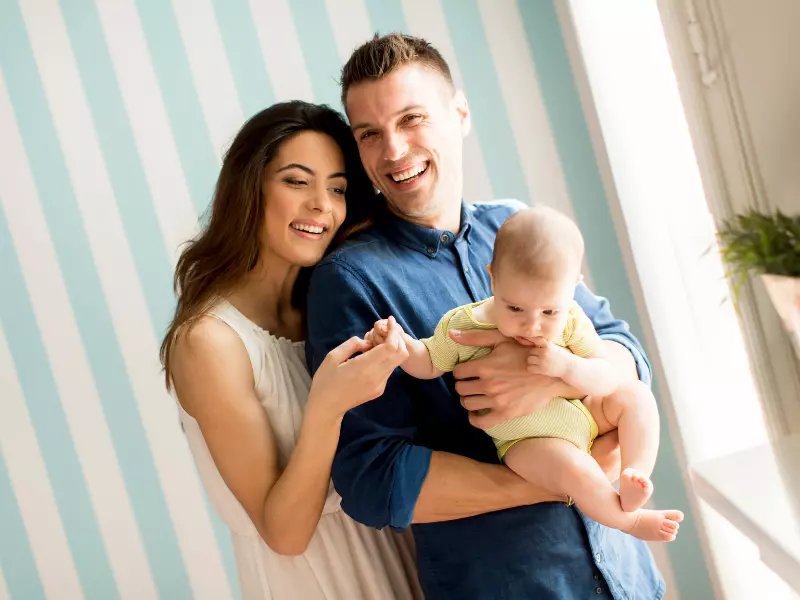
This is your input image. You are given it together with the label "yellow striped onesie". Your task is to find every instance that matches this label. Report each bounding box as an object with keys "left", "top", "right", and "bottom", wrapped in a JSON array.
[{"left": 421, "top": 298, "right": 601, "bottom": 460}]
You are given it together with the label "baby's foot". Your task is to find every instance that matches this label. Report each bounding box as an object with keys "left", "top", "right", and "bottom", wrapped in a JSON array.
[
  {"left": 620, "top": 468, "right": 653, "bottom": 512},
  {"left": 625, "top": 509, "right": 683, "bottom": 542}
]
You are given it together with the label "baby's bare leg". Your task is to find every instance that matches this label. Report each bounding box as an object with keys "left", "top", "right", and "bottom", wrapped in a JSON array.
[
  {"left": 504, "top": 437, "right": 682, "bottom": 542},
  {"left": 588, "top": 380, "right": 661, "bottom": 512}
]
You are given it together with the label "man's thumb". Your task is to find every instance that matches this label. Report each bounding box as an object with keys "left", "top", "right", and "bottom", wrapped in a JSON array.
[{"left": 448, "top": 327, "right": 508, "bottom": 348}]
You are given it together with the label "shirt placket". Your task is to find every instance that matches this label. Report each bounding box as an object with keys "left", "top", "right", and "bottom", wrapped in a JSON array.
[{"left": 454, "top": 237, "right": 483, "bottom": 302}]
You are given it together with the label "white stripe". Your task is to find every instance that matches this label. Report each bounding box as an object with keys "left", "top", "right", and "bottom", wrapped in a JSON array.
[
  {"left": 93, "top": 0, "right": 198, "bottom": 262},
  {"left": 0, "top": 72, "right": 156, "bottom": 600},
  {"left": 18, "top": 6, "right": 233, "bottom": 600},
  {"left": 477, "top": 0, "right": 575, "bottom": 220},
  {"left": 323, "top": 0, "right": 373, "bottom": 63},
  {"left": 0, "top": 324, "right": 85, "bottom": 600},
  {"left": 170, "top": 0, "right": 243, "bottom": 160},
  {"left": 400, "top": 0, "right": 495, "bottom": 204},
  {"left": 248, "top": 0, "right": 315, "bottom": 101},
  {"left": 0, "top": 566, "right": 10, "bottom": 600}
]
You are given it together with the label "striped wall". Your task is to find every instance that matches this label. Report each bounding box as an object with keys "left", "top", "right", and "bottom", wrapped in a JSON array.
[{"left": 0, "top": 1, "right": 699, "bottom": 598}]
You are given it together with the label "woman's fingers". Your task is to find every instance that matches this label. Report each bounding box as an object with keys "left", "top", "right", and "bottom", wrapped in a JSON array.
[{"left": 326, "top": 336, "right": 372, "bottom": 365}]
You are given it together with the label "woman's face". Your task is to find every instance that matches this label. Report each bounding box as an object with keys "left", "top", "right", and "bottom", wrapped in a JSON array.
[{"left": 260, "top": 131, "right": 349, "bottom": 267}]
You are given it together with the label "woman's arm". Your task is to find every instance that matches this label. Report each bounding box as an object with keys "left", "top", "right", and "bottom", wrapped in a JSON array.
[{"left": 171, "top": 316, "right": 407, "bottom": 555}]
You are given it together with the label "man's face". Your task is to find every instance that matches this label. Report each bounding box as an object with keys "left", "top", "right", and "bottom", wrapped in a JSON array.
[{"left": 345, "top": 64, "right": 470, "bottom": 226}]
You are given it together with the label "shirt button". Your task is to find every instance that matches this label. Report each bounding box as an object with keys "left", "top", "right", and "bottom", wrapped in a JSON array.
[
  {"left": 595, "top": 552, "right": 603, "bottom": 562},
  {"left": 464, "top": 264, "right": 470, "bottom": 273},
  {"left": 440, "top": 233, "right": 449, "bottom": 243},
  {"left": 593, "top": 574, "right": 600, "bottom": 581},
  {"left": 595, "top": 587, "right": 603, "bottom": 594},
  {"left": 427, "top": 246, "right": 435, "bottom": 254}
]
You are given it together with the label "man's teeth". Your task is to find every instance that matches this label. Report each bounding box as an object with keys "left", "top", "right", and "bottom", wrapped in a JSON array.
[
  {"left": 291, "top": 223, "right": 324, "bottom": 234},
  {"left": 391, "top": 163, "right": 427, "bottom": 182}
]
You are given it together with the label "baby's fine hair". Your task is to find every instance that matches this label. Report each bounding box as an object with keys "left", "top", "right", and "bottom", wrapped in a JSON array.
[{"left": 491, "top": 206, "right": 585, "bottom": 281}]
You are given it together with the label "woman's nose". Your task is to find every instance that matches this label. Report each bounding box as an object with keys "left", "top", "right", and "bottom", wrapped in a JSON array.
[{"left": 308, "top": 186, "right": 332, "bottom": 213}]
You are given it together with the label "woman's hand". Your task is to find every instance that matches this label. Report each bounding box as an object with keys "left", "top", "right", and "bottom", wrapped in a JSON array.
[{"left": 307, "top": 316, "right": 409, "bottom": 422}]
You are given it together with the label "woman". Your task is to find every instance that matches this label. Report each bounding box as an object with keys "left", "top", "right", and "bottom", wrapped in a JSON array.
[{"left": 160, "top": 101, "right": 422, "bottom": 599}]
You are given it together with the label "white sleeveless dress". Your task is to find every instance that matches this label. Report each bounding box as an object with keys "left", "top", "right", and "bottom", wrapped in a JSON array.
[{"left": 176, "top": 301, "right": 422, "bottom": 600}]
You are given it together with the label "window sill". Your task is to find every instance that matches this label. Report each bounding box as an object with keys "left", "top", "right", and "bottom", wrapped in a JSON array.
[{"left": 690, "top": 434, "right": 800, "bottom": 594}]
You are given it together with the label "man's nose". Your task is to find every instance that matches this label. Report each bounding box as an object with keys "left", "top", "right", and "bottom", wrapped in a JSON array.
[{"left": 383, "top": 131, "right": 408, "bottom": 162}]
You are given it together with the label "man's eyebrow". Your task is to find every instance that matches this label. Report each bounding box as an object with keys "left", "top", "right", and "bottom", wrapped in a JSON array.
[{"left": 350, "top": 104, "right": 426, "bottom": 132}]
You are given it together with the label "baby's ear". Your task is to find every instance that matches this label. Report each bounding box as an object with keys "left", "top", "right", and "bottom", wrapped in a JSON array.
[{"left": 576, "top": 273, "right": 585, "bottom": 285}]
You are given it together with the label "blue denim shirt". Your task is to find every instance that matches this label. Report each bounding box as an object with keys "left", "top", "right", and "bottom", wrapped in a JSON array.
[{"left": 306, "top": 200, "right": 665, "bottom": 600}]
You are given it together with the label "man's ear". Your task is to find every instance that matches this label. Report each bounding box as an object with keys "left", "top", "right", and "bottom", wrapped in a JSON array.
[{"left": 453, "top": 90, "right": 472, "bottom": 137}]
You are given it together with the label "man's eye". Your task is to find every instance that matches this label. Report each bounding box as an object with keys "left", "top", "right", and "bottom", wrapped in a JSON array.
[
  {"left": 403, "top": 114, "right": 422, "bottom": 125},
  {"left": 360, "top": 131, "right": 377, "bottom": 141}
]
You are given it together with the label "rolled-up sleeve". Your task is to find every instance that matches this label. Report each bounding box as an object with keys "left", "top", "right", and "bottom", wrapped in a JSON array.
[
  {"left": 306, "top": 260, "right": 432, "bottom": 530},
  {"left": 574, "top": 283, "right": 652, "bottom": 386}
]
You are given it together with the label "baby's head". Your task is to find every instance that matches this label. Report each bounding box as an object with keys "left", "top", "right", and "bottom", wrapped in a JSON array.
[{"left": 488, "top": 206, "right": 584, "bottom": 344}]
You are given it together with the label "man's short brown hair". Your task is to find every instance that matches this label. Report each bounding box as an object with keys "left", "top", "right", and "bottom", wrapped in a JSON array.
[{"left": 340, "top": 33, "right": 454, "bottom": 107}]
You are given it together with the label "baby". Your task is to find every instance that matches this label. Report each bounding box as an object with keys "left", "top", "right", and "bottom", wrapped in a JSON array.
[{"left": 366, "top": 206, "right": 683, "bottom": 542}]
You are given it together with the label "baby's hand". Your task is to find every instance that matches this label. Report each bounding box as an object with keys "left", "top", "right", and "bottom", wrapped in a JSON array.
[
  {"left": 365, "top": 318, "right": 392, "bottom": 347},
  {"left": 527, "top": 338, "right": 574, "bottom": 378}
]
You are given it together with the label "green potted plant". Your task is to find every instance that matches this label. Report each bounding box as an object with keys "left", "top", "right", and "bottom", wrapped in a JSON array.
[{"left": 716, "top": 209, "right": 800, "bottom": 340}]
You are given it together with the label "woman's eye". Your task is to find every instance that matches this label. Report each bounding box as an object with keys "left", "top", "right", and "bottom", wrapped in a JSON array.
[
  {"left": 331, "top": 187, "right": 346, "bottom": 196},
  {"left": 285, "top": 177, "right": 307, "bottom": 186}
]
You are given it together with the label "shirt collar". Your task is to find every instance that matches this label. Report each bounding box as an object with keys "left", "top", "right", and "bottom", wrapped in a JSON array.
[{"left": 375, "top": 198, "right": 473, "bottom": 257}]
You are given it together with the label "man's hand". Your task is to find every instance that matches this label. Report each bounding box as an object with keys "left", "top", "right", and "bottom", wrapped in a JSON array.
[{"left": 449, "top": 329, "right": 581, "bottom": 430}]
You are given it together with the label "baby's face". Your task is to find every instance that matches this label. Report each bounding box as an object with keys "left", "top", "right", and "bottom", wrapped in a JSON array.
[{"left": 490, "top": 270, "right": 577, "bottom": 345}]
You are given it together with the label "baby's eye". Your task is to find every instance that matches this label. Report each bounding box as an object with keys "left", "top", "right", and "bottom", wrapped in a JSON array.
[
  {"left": 507, "top": 305, "right": 522, "bottom": 313},
  {"left": 542, "top": 309, "right": 559, "bottom": 316}
]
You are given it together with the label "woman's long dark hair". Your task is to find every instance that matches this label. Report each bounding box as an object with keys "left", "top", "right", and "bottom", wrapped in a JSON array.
[{"left": 160, "top": 101, "right": 374, "bottom": 388}]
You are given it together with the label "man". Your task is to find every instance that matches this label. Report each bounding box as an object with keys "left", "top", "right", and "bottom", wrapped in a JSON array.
[{"left": 306, "top": 33, "right": 664, "bottom": 599}]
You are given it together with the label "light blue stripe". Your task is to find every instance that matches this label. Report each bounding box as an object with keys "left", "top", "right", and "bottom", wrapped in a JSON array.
[
  {"left": 210, "top": 0, "right": 276, "bottom": 119},
  {"left": 440, "top": 0, "right": 530, "bottom": 204},
  {"left": 286, "top": 0, "right": 342, "bottom": 109},
  {"left": 134, "top": 0, "right": 219, "bottom": 215},
  {"left": 0, "top": 202, "right": 114, "bottom": 599},
  {"left": 518, "top": 2, "right": 714, "bottom": 598},
  {"left": 363, "top": 0, "right": 407, "bottom": 36},
  {"left": 0, "top": 3, "right": 195, "bottom": 597},
  {"left": 0, "top": 450, "right": 47, "bottom": 600},
  {"left": 59, "top": 0, "right": 173, "bottom": 334},
  {"left": 57, "top": 3, "right": 241, "bottom": 597},
  {"left": 516, "top": 0, "right": 634, "bottom": 318}
]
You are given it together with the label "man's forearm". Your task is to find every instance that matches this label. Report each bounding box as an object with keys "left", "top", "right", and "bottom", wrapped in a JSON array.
[{"left": 411, "top": 451, "right": 562, "bottom": 523}]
